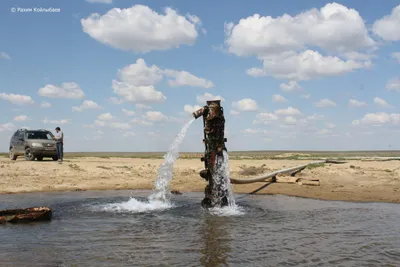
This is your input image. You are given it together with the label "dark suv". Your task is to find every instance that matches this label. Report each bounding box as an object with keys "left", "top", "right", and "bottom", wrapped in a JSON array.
[{"left": 9, "top": 129, "right": 58, "bottom": 161}]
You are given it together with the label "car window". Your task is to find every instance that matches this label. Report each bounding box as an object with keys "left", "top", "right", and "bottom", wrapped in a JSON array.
[{"left": 25, "top": 131, "right": 53, "bottom": 140}]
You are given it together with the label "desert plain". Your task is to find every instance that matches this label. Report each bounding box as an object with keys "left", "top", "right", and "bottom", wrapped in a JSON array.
[{"left": 0, "top": 151, "right": 399, "bottom": 203}]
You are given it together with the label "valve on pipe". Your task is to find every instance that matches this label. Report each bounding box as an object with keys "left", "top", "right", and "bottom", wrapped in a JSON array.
[{"left": 193, "top": 100, "right": 229, "bottom": 208}]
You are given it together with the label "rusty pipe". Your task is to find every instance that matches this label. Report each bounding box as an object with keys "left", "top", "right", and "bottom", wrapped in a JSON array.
[{"left": 193, "top": 106, "right": 206, "bottom": 119}]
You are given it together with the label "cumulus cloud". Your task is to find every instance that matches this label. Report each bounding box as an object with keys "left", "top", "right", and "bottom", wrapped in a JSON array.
[
  {"left": 373, "top": 97, "right": 392, "bottom": 108},
  {"left": 372, "top": 5, "right": 400, "bottom": 41},
  {"left": 144, "top": 111, "right": 168, "bottom": 122},
  {"left": 232, "top": 98, "right": 259, "bottom": 112},
  {"left": 136, "top": 104, "right": 152, "bottom": 110},
  {"left": 123, "top": 131, "right": 136, "bottom": 137},
  {"left": 0, "top": 52, "right": 11, "bottom": 60},
  {"left": 315, "top": 99, "right": 336, "bottom": 108},
  {"left": 81, "top": 5, "right": 201, "bottom": 53},
  {"left": 43, "top": 118, "right": 69, "bottom": 125},
  {"left": 247, "top": 50, "right": 371, "bottom": 81},
  {"left": 131, "top": 118, "right": 153, "bottom": 126},
  {"left": 14, "top": 115, "right": 30, "bottom": 122},
  {"left": 230, "top": 110, "right": 240, "bottom": 116},
  {"left": 110, "top": 122, "right": 132, "bottom": 130},
  {"left": 386, "top": 77, "right": 400, "bottom": 92},
  {"left": 301, "top": 94, "right": 311, "bottom": 99},
  {"left": 253, "top": 112, "right": 279, "bottom": 124},
  {"left": 280, "top": 81, "right": 302, "bottom": 92},
  {"left": 283, "top": 116, "right": 297, "bottom": 125},
  {"left": 325, "top": 122, "right": 336, "bottom": 129},
  {"left": 352, "top": 112, "right": 400, "bottom": 126},
  {"left": 38, "top": 82, "right": 85, "bottom": 99},
  {"left": 40, "top": 101, "right": 52, "bottom": 108},
  {"left": 196, "top": 92, "right": 225, "bottom": 104},
  {"left": 274, "top": 107, "right": 302, "bottom": 116},
  {"left": 164, "top": 70, "right": 214, "bottom": 88},
  {"left": 349, "top": 99, "right": 367, "bottom": 107},
  {"left": 225, "top": 2, "right": 375, "bottom": 56},
  {"left": 0, "top": 122, "right": 16, "bottom": 132},
  {"left": 184, "top": 104, "right": 202, "bottom": 114},
  {"left": 272, "top": 94, "right": 287, "bottom": 102},
  {"left": 97, "top": 113, "right": 114, "bottom": 120},
  {"left": 112, "top": 59, "right": 214, "bottom": 103},
  {"left": 122, "top": 109, "right": 135, "bottom": 116},
  {"left": 72, "top": 100, "right": 101, "bottom": 112},
  {"left": 0, "top": 93, "right": 35, "bottom": 105}
]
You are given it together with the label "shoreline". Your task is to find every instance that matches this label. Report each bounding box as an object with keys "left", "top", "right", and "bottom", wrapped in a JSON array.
[{"left": 0, "top": 156, "right": 399, "bottom": 204}]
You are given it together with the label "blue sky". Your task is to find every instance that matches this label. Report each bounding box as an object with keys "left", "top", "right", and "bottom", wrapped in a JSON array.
[{"left": 0, "top": 0, "right": 399, "bottom": 152}]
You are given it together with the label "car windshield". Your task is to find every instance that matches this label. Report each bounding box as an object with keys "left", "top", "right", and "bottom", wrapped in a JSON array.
[{"left": 25, "top": 131, "right": 53, "bottom": 140}]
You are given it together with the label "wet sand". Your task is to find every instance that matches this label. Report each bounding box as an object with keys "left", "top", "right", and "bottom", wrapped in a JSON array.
[{"left": 0, "top": 156, "right": 399, "bottom": 203}]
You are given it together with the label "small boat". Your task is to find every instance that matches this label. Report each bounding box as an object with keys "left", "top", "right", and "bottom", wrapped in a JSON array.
[{"left": 0, "top": 207, "right": 52, "bottom": 224}]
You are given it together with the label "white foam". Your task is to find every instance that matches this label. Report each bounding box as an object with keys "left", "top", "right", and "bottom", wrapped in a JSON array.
[
  {"left": 208, "top": 205, "right": 245, "bottom": 217},
  {"left": 98, "top": 197, "right": 174, "bottom": 213}
]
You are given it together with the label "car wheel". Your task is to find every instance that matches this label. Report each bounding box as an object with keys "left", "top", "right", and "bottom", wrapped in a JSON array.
[
  {"left": 36, "top": 156, "right": 44, "bottom": 161},
  {"left": 24, "top": 148, "right": 35, "bottom": 161},
  {"left": 9, "top": 148, "right": 17, "bottom": 161},
  {"left": 52, "top": 155, "right": 58, "bottom": 161}
]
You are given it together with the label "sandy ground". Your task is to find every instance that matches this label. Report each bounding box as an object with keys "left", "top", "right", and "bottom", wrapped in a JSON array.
[{"left": 0, "top": 156, "right": 399, "bottom": 203}]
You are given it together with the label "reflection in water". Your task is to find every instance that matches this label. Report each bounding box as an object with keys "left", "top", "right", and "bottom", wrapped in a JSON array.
[{"left": 199, "top": 215, "right": 232, "bottom": 267}]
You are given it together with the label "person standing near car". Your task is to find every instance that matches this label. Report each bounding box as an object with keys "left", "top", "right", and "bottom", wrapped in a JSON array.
[{"left": 53, "top": 127, "right": 64, "bottom": 163}]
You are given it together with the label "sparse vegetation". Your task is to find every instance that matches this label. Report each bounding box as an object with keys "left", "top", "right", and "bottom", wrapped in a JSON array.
[
  {"left": 68, "top": 164, "right": 84, "bottom": 171},
  {"left": 97, "top": 166, "right": 113, "bottom": 170},
  {"left": 238, "top": 165, "right": 269, "bottom": 176},
  {"left": 307, "top": 163, "right": 325, "bottom": 169}
]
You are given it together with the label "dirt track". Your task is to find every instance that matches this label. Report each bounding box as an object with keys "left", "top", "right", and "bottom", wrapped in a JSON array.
[{"left": 0, "top": 157, "right": 399, "bottom": 203}]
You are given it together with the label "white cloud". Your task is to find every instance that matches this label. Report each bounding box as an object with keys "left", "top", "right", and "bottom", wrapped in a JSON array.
[
  {"left": 232, "top": 98, "right": 259, "bottom": 112},
  {"left": 72, "top": 100, "right": 101, "bottom": 112},
  {"left": 315, "top": 99, "right": 336, "bottom": 108},
  {"left": 144, "top": 111, "right": 168, "bottom": 122},
  {"left": 184, "top": 104, "right": 202, "bottom": 114},
  {"left": 85, "top": 0, "right": 112, "bottom": 3},
  {"left": 372, "top": 5, "right": 400, "bottom": 41},
  {"left": 230, "top": 110, "right": 240, "bottom": 116},
  {"left": 0, "top": 122, "right": 16, "bottom": 132},
  {"left": 136, "top": 104, "right": 152, "bottom": 110},
  {"left": 110, "top": 122, "right": 132, "bottom": 130},
  {"left": 123, "top": 131, "right": 136, "bottom": 137},
  {"left": 0, "top": 52, "right": 11, "bottom": 60},
  {"left": 94, "top": 120, "right": 106, "bottom": 126},
  {"left": 82, "top": 124, "right": 95, "bottom": 128},
  {"left": 131, "top": 118, "right": 153, "bottom": 126},
  {"left": 0, "top": 93, "right": 35, "bottom": 105},
  {"left": 274, "top": 106, "right": 302, "bottom": 116},
  {"left": 14, "top": 115, "right": 30, "bottom": 122},
  {"left": 117, "top": 59, "right": 163, "bottom": 87},
  {"left": 283, "top": 116, "right": 297, "bottom": 125},
  {"left": 301, "top": 94, "right": 311, "bottom": 99},
  {"left": 164, "top": 70, "right": 215, "bottom": 88},
  {"left": 97, "top": 113, "right": 114, "bottom": 120},
  {"left": 280, "top": 81, "right": 302, "bottom": 92},
  {"left": 349, "top": 99, "right": 367, "bottom": 108},
  {"left": 112, "top": 81, "right": 166, "bottom": 104},
  {"left": 122, "top": 109, "right": 135, "bottom": 116},
  {"left": 81, "top": 5, "right": 201, "bottom": 53},
  {"left": 392, "top": 52, "right": 400, "bottom": 63},
  {"left": 373, "top": 97, "right": 392, "bottom": 108},
  {"left": 247, "top": 50, "right": 371, "bottom": 81},
  {"left": 307, "top": 114, "right": 324, "bottom": 120},
  {"left": 43, "top": 118, "right": 69, "bottom": 125},
  {"left": 225, "top": 2, "right": 375, "bottom": 57},
  {"left": 38, "top": 82, "right": 85, "bottom": 99},
  {"left": 196, "top": 93, "right": 225, "bottom": 104},
  {"left": 40, "top": 101, "right": 52, "bottom": 108},
  {"left": 317, "top": 129, "right": 332, "bottom": 135},
  {"left": 272, "top": 94, "right": 287, "bottom": 102},
  {"left": 109, "top": 97, "right": 123, "bottom": 105},
  {"left": 386, "top": 77, "right": 400, "bottom": 92},
  {"left": 325, "top": 122, "right": 336, "bottom": 129},
  {"left": 253, "top": 112, "right": 278, "bottom": 124},
  {"left": 352, "top": 112, "right": 397, "bottom": 125}
]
